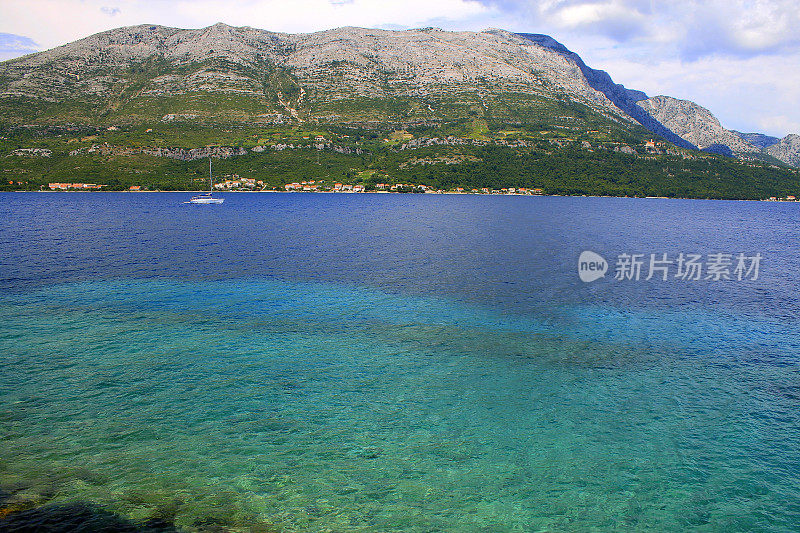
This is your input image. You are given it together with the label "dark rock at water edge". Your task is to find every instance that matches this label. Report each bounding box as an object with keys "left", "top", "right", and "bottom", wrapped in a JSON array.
[{"left": 0, "top": 502, "right": 178, "bottom": 533}]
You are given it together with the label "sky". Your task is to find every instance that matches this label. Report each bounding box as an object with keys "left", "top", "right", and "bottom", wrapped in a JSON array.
[{"left": 0, "top": 0, "right": 798, "bottom": 137}]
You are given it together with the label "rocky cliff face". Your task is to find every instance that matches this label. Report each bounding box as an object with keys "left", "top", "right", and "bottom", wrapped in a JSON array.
[
  {"left": 734, "top": 131, "right": 780, "bottom": 149},
  {"left": 517, "top": 34, "right": 696, "bottom": 150},
  {"left": 766, "top": 134, "right": 800, "bottom": 167},
  {"left": 635, "top": 96, "right": 800, "bottom": 166},
  {"left": 0, "top": 25, "right": 631, "bottom": 118},
  {"left": 1, "top": 23, "right": 695, "bottom": 142},
  {"left": 636, "top": 96, "right": 760, "bottom": 154}
]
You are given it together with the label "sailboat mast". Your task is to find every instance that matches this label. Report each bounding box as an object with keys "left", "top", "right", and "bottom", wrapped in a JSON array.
[{"left": 209, "top": 156, "right": 212, "bottom": 192}]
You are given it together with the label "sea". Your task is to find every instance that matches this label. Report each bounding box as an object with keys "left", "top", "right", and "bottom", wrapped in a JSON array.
[{"left": 1, "top": 192, "right": 799, "bottom": 531}]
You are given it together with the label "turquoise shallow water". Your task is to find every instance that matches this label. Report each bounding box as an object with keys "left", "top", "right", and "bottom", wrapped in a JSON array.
[
  {"left": 2, "top": 277, "right": 800, "bottom": 531},
  {"left": 2, "top": 193, "right": 800, "bottom": 531}
]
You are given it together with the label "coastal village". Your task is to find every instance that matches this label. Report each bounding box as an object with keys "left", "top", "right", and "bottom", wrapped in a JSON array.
[
  {"left": 9, "top": 126, "right": 796, "bottom": 199},
  {"left": 281, "top": 180, "right": 545, "bottom": 195},
  {"left": 44, "top": 177, "right": 800, "bottom": 200},
  {"left": 47, "top": 182, "right": 106, "bottom": 190},
  {"left": 112, "top": 173, "right": 548, "bottom": 195},
  {"left": 36, "top": 134, "right": 685, "bottom": 195}
]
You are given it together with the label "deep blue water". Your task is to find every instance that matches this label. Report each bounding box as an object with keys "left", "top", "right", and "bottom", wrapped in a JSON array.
[{"left": 1, "top": 192, "right": 800, "bottom": 531}]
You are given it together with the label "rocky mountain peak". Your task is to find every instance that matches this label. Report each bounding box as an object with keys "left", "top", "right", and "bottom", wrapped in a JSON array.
[
  {"left": 1, "top": 23, "right": 797, "bottom": 166},
  {"left": 734, "top": 131, "right": 780, "bottom": 149},
  {"left": 766, "top": 134, "right": 800, "bottom": 167},
  {"left": 517, "top": 33, "right": 694, "bottom": 150},
  {"left": 636, "top": 96, "right": 760, "bottom": 154}
]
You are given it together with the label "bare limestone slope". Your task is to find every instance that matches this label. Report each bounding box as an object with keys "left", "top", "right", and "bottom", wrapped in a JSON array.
[
  {"left": 636, "top": 96, "right": 759, "bottom": 154},
  {"left": 635, "top": 96, "right": 800, "bottom": 166},
  {"left": 766, "top": 134, "right": 800, "bottom": 167},
  {"left": 0, "top": 24, "right": 652, "bottom": 128},
  {"left": 734, "top": 131, "right": 780, "bottom": 149},
  {"left": 1, "top": 23, "right": 797, "bottom": 166}
]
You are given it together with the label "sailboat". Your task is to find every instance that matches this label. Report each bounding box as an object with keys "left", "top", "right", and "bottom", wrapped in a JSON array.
[{"left": 186, "top": 157, "right": 224, "bottom": 204}]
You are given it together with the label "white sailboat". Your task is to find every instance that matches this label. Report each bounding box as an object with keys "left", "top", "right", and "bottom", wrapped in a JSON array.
[{"left": 186, "top": 157, "right": 224, "bottom": 204}]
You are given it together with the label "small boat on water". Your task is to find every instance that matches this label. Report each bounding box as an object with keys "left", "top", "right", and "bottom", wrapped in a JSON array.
[{"left": 186, "top": 157, "right": 224, "bottom": 204}]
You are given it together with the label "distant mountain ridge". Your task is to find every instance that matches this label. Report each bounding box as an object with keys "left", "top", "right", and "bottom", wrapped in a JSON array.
[
  {"left": 0, "top": 23, "right": 797, "bottom": 166},
  {"left": 735, "top": 132, "right": 780, "bottom": 149},
  {"left": 0, "top": 24, "right": 662, "bottom": 130},
  {"left": 766, "top": 134, "right": 800, "bottom": 167},
  {"left": 516, "top": 34, "right": 696, "bottom": 150},
  {"left": 635, "top": 96, "right": 759, "bottom": 154},
  {"left": 634, "top": 96, "right": 796, "bottom": 164}
]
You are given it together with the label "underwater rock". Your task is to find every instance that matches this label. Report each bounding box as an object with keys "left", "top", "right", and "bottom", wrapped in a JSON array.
[
  {"left": 0, "top": 489, "right": 46, "bottom": 520},
  {"left": 192, "top": 516, "right": 229, "bottom": 532},
  {"left": 70, "top": 467, "right": 108, "bottom": 486},
  {"left": 0, "top": 502, "right": 178, "bottom": 532}
]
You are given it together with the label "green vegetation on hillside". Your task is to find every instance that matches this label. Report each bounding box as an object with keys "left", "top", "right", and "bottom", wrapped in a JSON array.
[{"left": 1, "top": 123, "right": 798, "bottom": 199}]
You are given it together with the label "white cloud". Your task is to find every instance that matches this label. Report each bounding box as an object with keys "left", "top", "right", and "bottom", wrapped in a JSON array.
[
  {"left": 757, "top": 116, "right": 800, "bottom": 138},
  {"left": 666, "top": 0, "right": 800, "bottom": 60},
  {"left": 540, "top": 1, "right": 648, "bottom": 40},
  {"left": 0, "top": 32, "right": 39, "bottom": 61},
  {"left": 473, "top": 0, "right": 800, "bottom": 56}
]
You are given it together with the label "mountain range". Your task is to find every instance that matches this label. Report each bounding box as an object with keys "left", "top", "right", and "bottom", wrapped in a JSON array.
[{"left": 0, "top": 23, "right": 797, "bottom": 168}]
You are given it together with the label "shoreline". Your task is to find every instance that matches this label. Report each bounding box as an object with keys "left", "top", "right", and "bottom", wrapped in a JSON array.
[{"left": 3, "top": 190, "right": 799, "bottom": 202}]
